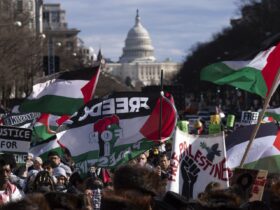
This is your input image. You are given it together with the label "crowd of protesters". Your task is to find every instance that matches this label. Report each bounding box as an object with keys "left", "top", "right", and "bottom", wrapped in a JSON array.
[{"left": 0, "top": 141, "right": 279, "bottom": 210}]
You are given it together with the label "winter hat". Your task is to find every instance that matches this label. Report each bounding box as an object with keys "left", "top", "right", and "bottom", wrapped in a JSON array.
[
  {"left": 33, "top": 157, "right": 43, "bottom": 164},
  {"left": 53, "top": 167, "right": 67, "bottom": 178}
]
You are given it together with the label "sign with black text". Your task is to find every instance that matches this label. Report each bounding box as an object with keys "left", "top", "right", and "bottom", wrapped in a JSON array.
[{"left": 0, "top": 126, "right": 32, "bottom": 153}]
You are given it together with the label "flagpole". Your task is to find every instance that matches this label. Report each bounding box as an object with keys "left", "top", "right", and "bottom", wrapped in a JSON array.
[
  {"left": 239, "top": 67, "right": 280, "bottom": 167},
  {"left": 159, "top": 69, "right": 163, "bottom": 141}
]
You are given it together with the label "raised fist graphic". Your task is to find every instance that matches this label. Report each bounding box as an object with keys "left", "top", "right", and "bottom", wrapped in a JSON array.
[{"left": 181, "top": 155, "right": 200, "bottom": 199}]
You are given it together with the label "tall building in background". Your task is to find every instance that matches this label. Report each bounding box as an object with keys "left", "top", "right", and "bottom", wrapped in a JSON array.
[
  {"left": 42, "top": 3, "right": 80, "bottom": 74},
  {"left": 42, "top": 3, "right": 97, "bottom": 74},
  {"left": 105, "top": 10, "right": 181, "bottom": 89}
]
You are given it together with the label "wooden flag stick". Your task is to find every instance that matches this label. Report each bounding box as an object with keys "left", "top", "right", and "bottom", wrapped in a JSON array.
[
  {"left": 158, "top": 69, "right": 163, "bottom": 141},
  {"left": 239, "top": 67, "right": 280, "bottom": 167}
]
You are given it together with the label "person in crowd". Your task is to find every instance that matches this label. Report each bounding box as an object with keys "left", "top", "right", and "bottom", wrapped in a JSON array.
[
  {"left": 42, "top": 160, "right": 57, "bottom": 184},
  {"left": 152, "top": 190, "right": 201, "bottom": 210},
  {"left": 61, "top": 148, "right": 75, "bottom": 172},
  {"left": 110, "top": 164, "right": 166, "bottom": 209},
  {"left": 0, "top": 153, "right": 23, "bottom": 205},
  {"left": 137, "top": 152, "right": 154, "bottom": 170},
  {"left": 31, "top": 156, "right": 43, "bottom": 172},
  {"left": 67, "top": 171, "right": 84, "bottom": 194},
  {"left": 47, "top": 151, "right": 72, "bottom": 178},
  {"left": 0, "top": 193, "right": 51, "bottom": 210},
  {"left": 84, "top": 177, "right": 104, "bottom": 210},
  {"left": 53, "top": 167, "right": 68, "bottom": 192},
  {"left": 268, "top": 180, "right": 280, "bottom": 210},
  {"left": 44, "top": 191, "right": 85, "bottom": 210},
  {"left": 25, "top": 153, "right": 34, "bottom": 170},
  {"left": 32, "top": 170, "right": 55, "bottom": 193},
  {"left": 204, "top": 181, "right": 223, "bottom": 194},
  {"left": 24, "top": 169, "right": 38, "bottom": 193},
  {"left": 157, "top": 153, "right": 171, "bottom": 180}
]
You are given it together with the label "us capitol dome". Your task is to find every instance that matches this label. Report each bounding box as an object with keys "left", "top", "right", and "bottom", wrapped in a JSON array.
[
  {"left": 119, "top": 9, "right": 156, "bottom": 63},
  {"left": 104, "top": 10, "right": 181, "bottom": 88}
]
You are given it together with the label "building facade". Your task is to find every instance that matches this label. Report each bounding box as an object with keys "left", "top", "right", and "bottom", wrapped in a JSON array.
[{"left": 104, "top": 10, "right": 181, "bottom": 88}]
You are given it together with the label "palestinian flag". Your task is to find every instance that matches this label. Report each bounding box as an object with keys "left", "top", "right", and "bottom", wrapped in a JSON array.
[
  {"left": 32, "top": 113, "right": 59, "bottom": 143},
  {"left": 264, "top": 107, "right": 280, "bottom": 121},
  {"left": 226, "top": 123, "right": 280, "bottom": 173},
  {"left": 200, "top": 42, "right": 280, "bottom": 98},
  {"left": 29, "top": 136, "right": 64, "bottom": 160},
  {"left": 57, "top": 92, "right": 177, "bottom": 174},
  {"left": 19, "top": 65, "right": 100, "bottom": 116}
]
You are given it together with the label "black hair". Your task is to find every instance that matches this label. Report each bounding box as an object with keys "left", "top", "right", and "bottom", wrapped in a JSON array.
[
  {"left": 42, "top": 160, "right": 52, "bottom": 168},
  {"left": 47, "top": 151, "right": 60, "bottom": 158},
  {"left": 0, "top": 153, "right": 16, "bottom": 169}
]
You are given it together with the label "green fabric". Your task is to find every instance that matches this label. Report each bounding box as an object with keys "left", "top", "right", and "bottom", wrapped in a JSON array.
[
  {"left": 19, "top": 95, "right": 84, "bottom": 115},
  {"left": 200, "top": 62, "right": 267, "bottom": 98},
  {"left": 243, "top": 155, "right": 280, "bottom": 174}
]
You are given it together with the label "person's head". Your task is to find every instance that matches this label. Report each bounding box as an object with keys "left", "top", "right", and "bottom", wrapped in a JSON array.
[
  {"left": 42, "top": 160, "right": 54, "bottom": 175},
  {"left": 33, "top": 170, "right": 55, "bottom": 193},
  {"left": 69, "top": 172, "right": 84, "bottom": 190},
  {"left": 84, "top": 177, "right": 104, "bottom": 191},
  {"left": 47, "top": 151, "right": 61, "bottom": 167},
  {"left": 113, "top": 164, "right": 164, "bottom": 196},
  {"left": 137, "top": 153, "right": 148, "bottom": 166},
  {"left": 0, "top": 153, "right": 16, "bottom": 187},
  {"left": 204, "top": 181, "right": 223, "bottom": 194},
  {"left": 0, "top": 193, "right": 51, "bottom": 210},
  {"left": 44, "top": 192, "right": 84, "bottom": 210},
  {"left": 33, "top": 157, "right": 43, "bottom": 170},
  {"left": 159, "top": 153, "right": 170, "bottom": 171},
  {"left": 53, "top": 167, "right": 67, "bottom": 186}
]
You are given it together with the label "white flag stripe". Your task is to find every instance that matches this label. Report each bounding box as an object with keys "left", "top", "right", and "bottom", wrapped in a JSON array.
[
  {"left": 247, "top": 46, "right": 275, "bottom": 70},
  {"left": 227, "top": 135, "right": 278, "bottom": 169},
  {"left": 29, "top": 80, "right": 87, "bottom": 99},
  {"left": 29, "top": 140, "right": 60, "bottom": 157},
  {"left": 58, "top": 117, "right": 148, "bottom": 156},
  {"left": 223, "top": 61, "right": 250, "bottom": 70}
]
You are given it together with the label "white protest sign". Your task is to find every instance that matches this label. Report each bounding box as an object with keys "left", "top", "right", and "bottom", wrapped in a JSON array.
[
  {"left": 167, "top": 128, "right": 229, "bottom": 199},
  {"left": 241, "top": 111, "right": 259, "bottom": 125},
  {"left": 0, "top": 126, "right": 32, "bottom": 153}
]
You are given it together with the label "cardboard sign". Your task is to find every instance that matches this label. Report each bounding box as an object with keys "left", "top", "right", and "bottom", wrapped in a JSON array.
[
  {"left": 241, "top": 111, "right": 259, "bottom": 125},
  {"left": 231, "top": 168, "right": 267, "bottom": 202},
  {"left": 0, "top": 126, "right": 32, "bottom": 153}
]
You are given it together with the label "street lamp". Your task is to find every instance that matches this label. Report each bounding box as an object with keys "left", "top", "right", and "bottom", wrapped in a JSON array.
[
  {"left": 47, "top": 36, "right": 61, "bottom": 75},
  {"left": 14, "top": 21, "right": 22, "bottom": 27},
  {"left": 0, "top": 21, "right": 22, "bottom": 28}
]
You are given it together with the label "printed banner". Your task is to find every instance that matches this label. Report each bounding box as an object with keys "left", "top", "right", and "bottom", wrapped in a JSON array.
[
  {"left": 167, "top": 128, "right": 229, "bottom": 199},
  {"left": 57, "top": 92, "right": 177, "bottom": 174},
  {"left": 0, "top": 125, "right": 32, "bottom": 153},
  {"left": 241, "top": 111, "right": 259, "bottom": 125},
  {"left": 1, "top": 112, "right": 40, "bottom": 128}
]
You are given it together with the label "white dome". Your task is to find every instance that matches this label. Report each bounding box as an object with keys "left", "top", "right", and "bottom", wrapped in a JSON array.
[{"left": 119, "top": 10, "right": 156, "bottom": 63}]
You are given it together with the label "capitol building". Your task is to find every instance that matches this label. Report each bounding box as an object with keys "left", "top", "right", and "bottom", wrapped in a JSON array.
[{"left": 104, "top": 10, "right": 181, "bottom": 89}]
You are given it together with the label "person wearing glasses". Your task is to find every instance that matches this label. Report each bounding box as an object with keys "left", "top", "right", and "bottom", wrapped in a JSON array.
[{"left": 0, "top": 153, "right": 23, "bottom": 205}]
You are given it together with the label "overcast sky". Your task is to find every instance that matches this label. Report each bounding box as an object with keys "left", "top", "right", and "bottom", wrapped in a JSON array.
[{"left": 44, "top": 0, "right": 241, "bottom": 62}]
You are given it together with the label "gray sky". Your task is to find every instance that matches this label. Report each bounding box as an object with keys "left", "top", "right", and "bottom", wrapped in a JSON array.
[{"left": 44, "top": 0, "right": 240, "bottom": 62}]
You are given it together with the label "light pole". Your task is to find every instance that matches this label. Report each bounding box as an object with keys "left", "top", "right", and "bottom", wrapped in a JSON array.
[
  {"left": 47, "top": 36, "right": 61, "bottom": 75},
  {"left": 0, "top": 21, "right": 22, "bottom": 28}
]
